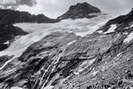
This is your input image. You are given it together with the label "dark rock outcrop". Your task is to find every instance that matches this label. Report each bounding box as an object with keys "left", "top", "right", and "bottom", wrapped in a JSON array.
[{"left": 57, "top": 2, "right": 101, "bottom": 20}]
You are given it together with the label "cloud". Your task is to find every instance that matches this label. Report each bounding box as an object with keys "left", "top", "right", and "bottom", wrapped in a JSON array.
[
  {"left": 18, "top": 0, "right": 36, "bottom": 6},
  {"left": 0, "top": 0, "right": 36, "bottom": 7}
]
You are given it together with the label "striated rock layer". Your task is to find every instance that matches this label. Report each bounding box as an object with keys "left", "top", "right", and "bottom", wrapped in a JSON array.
[{"left": 1, "top": 9, "right": 133, "bottom": 89}]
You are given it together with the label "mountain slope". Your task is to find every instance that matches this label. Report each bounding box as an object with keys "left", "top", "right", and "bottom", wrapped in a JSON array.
[
  {"left": 0, "top": 9, "right": 58, "bottom": 25},
  {"left": 57, "top": 2, "right": 101, "bottom": 20},
  {"left": 1, "top": 7, "right": 133, "bottom": 89}
]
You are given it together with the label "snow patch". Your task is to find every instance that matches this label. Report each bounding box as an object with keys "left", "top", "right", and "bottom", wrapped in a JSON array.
[
  {"left": 3, "top": 41, "right": 10, "bottom": 45},
  {"left": 124, "top": 32, "right": 133, "bottom": 43},
  {"left": 125, "top": 23, "right": 133, "bottom": 29},
  {"left": 11, "top": 87, "right": 23, "bottom": 89},
  {"left": 125, "top": 27, "right": 130, "bottom": 29},
  {"left": 104, "top": 24, "right": 117, "bottom": 34},
  {"left": 130, "top": 24, "right": 133, "bottom": 28},
  {"left": 67, "top": 40, "right": 76, "bottom": 46},
  {"left": 97, "top": 30, "right": 103, "bottom": 33}
]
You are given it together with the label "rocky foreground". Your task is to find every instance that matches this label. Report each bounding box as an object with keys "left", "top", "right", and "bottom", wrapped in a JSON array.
[{"left": 0, "top": 9, "right": 133, "bottom": 89}]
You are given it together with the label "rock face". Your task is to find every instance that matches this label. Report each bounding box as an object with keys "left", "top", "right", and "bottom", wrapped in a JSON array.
[
  {"left": 1, "top": 9, "right": 133, "bottom": 89},
  {"left": 57, "top": 2, "right": 101, "bottom": 20}
]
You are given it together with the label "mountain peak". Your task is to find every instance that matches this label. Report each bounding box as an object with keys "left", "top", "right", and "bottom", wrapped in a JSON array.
[{"left": 57, "top": 2, "right": 101, "bottom": 20}]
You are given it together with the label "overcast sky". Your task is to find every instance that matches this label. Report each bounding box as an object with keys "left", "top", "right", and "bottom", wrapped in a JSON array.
[{"left": 1, "top": 0, "right": 133, "bottom": 18}]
